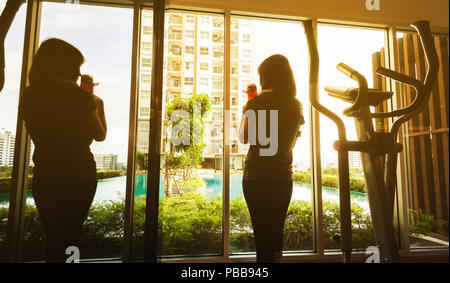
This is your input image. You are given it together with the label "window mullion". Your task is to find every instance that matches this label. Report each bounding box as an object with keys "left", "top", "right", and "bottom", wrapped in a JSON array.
[{"left": 222, "top": 9, "right": 231, "bottom": 261}]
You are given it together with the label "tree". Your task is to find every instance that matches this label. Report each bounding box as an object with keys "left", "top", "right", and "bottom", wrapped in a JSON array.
[{"left": 164, "top": 93, "right": 211, "bottom": 197}]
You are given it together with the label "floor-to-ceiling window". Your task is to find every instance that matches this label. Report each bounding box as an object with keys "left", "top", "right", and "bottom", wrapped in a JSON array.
[
  {"left": 394, "top": 31, "right": 449, "bottom": 249},
  {"left": 227, "top": 16, "right": 313, "bottom": 254},
  {"left": 20, "top": 1, "right": 133, "bottom": 261},
  {"left": 0, "top": 0, "right": 26, "bottom": 263},
  {"left": 317, "top": 24, "right": 385, "bottom": 251},
  {"left": 3, "top": 1, "right": 447, "bottom": 262}
]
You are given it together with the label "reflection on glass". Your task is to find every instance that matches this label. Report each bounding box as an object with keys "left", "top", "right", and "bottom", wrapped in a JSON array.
[
  {"left": 20, "top": 2, "right": 133, "bottom": 261},
  {"left": 160, "top": 12, "right": 224, "bottom": 257},
  {"left": 0, "top": 0, "right": 26, "bottom": 262},
  {"left": 134, "top": 11, "right": 225, "bottom": 258},
  {"left": 318, "top": 25, "right": 385, "bottom": 250},
  {"left": 229, "top": 17, "right": 312, "bottom": 254},
  {"left": 395, "top": 32, "right": 449, "bottom": 248},
  {"left": 131, "top": 9, "right": 153, "bottom": 259}
]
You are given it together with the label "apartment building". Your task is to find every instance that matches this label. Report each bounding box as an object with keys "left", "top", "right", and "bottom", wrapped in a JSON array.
[
  {"left": 0, "top": 129, "right": 15, "bottom": 167},
  {"left": 137, "top": 12, "right": 255, "bottom": 170}
]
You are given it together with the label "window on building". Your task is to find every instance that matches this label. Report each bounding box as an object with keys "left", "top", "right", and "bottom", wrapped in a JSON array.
[
  {"left": 185, "top": 61, "right": 194, "bottom": 70},
  {"left": 241, "top": 64, "right": 251, "bottom": 73},
  {"left": 200, "top": 16, "right": 209, "bottom": 24},
  {"left": 185, "top": 14, "right": 195, "bottom": 23},
  {"left": 242, "top": 34, "right": 251, "bottom": 43},
  {"left": 231, "top": 61, "right": 238, "bottom": 74},
  {"left": 169, "top": 43, "right": 182, "bottom": 55},
  {"left": 185, "top": 29, "right": 194, "bottom": 38},
  {"left": 169, "top": 27, "right": 182, "bottom": 40},
  {"left": 212, "top": 77, "right": 223, "bottom": 89},
  {"left": 200, "top": 31, "right": 209, "bottom": 40},
  {"left": 140, "top": 90, "right": 151, "bottom": 100},
  {"left": 199, "top": 77, "right": 209, "bottom": 86},
  {"left": 184, "top": 77, "right": 194, "bottom": 86},
  {"left": 200, "top": 47, "right": 209, "bottom": 56},
  {"left": 143, "top": 25, "right": 152, "bottom": 36},
  {"left": 140, "top": 106, "right": 150, "bottom": 116},
  {"left": 231, "top": 77, "right": 238, "bottom": 90},
  {"left": 231, "top": 18, "right": 239, "bottom": 29},
  {"left": 200, "top": 62, "right": 209, "bottom": 71},
  {"left": 142, "top": 41, "right": 152, "bottom": 52},
  {"left": 212, "top": 61, "right": 223, "bottom": 74},
  {"left": 213, "top": 46, "right": 224, "bottom": 58},
  {"left": 142, "top": 57, "right": 152, "bottom": 68},
  {"left": 213, "top": 30, "right": 224, "bottom": 43},
  {"left": 185, "top": 45, "right": 194, "bottom": 55},
  {"left": 213, "top": 16, "right": 224, "bottom": 28},
  {"left": 141, "top": 74, "right": 151, "bottom": 84}
]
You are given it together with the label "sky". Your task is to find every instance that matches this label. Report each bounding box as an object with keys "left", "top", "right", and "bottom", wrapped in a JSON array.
[{"left": 0, "top": 1, "right": 385, "bottom": 166}]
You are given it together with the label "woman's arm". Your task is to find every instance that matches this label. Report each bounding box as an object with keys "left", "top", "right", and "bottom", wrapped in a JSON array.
[
  {"left": 88, "top": 96, "right": 107, "bottom": 141},
  {"left": 238, "top": 114, "right": 248, "bottom": 144}
]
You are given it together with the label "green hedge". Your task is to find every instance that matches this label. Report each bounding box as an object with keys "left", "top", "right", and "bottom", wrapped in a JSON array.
[
  {"left": 0, "top": 192, "right": 375, "bottom": 260},
  {"left": 293, "top": 172, "right": 366, "bottom": 193},
  {"left": 1, "top": 192, "right": 446, "bottom": 261},
  {"left": 0, "top": 171, "right": 124, "bottom": 195}
]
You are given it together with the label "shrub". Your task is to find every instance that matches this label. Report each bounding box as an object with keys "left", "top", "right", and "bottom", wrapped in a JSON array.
[
  {"left": 0, "top": 193, "right": 446, "bottom": 261},
  {"left": 292, "top": 172, "right": 366, "bottom": 193}
]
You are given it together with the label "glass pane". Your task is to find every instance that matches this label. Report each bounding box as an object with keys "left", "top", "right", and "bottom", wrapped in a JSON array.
[
  {"left": 131, "top": 9, "right": 153, "bottom": 259},
  {"left": 396, "top": 32, "right": 449, "bottom": 248},
  {"left": 21, "top": 2, "right": 133, "bottom": 261},
  {"left": 230, "top": 17, "right": 312, "bottom": 254},
  {"left": 154, "top": 11, "right": 225, "bottom": 257},
  {"left": 318, "top": 25, "right": 384, "bottom": 250},
  {"left": 0, "top": 0, "right": 26, "bottom": 263}
]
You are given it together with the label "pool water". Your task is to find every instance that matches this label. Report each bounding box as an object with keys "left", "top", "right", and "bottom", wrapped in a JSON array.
[{"left": 1, "top": 174, "right": 370, "bottom": 211}]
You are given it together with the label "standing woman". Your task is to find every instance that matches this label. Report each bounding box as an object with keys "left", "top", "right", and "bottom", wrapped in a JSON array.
[
  {"left": 19, "top": 38, "right": 107, "bottom": 262},
  {"left": 239, "top": 54, "right": 305, "bottom": 263}
]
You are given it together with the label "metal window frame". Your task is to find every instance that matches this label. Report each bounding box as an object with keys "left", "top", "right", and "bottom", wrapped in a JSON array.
[
  {"left": 6, "top": 0, "right": 41, "bottom": 263},
  {"left": 123, "top": 0, "right": 142, "bottom": 263},
  {"left": 5, "top": 0, "right": 448, "bottom": 263}
]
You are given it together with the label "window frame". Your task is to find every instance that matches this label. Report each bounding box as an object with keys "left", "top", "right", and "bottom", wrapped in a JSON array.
[{"left": 6, "top": 0, "right": 448, "bottom": 263}]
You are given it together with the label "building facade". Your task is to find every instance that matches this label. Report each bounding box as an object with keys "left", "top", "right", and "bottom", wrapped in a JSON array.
[
  {"left": 94, "top": 153, "right": 119, "bottom": 170},
  {"left": 137, "top": 12, "right": 255, "bottom": 170},
  {"left": 0, "top": 129, "right": 15, "bottom": 167}
]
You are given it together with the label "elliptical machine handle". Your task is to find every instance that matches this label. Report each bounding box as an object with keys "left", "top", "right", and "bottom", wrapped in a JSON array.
[
  {"left": 303, "top": 20, "right": 347, "bottom": 141},
  {"left": 336, "top": 63, "right": 369, "bottom": 117},
  {"left": 372, "top": 21, "right": 439, "bottom": 135}
]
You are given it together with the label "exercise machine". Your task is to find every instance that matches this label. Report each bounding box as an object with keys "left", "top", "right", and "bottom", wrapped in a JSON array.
[
  {"left": 0, "top": 0, "right": 25, "bottom": 92},
  {"left": 303, "top": 20, "right": 439, "bottom": 262}
]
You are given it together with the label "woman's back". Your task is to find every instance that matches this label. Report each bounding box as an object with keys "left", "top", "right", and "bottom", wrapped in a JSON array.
[
  {"left": 20, "top": 80, "right": 97, "bottom": 168},
  {"left": 243, "top": 91, "right": 304, "bottom": 180}
]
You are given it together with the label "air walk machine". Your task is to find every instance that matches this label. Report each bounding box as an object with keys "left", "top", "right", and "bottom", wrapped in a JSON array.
[{"left": 303, "top": 20, "right": 439, "bottom": 263}]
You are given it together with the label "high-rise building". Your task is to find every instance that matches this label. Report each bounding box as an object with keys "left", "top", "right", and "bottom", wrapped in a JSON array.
[
  {"left": 137, "top": 13, "right": 255, "bottom": 170},
  {"left": 94, "top": 154, "right": 118, "bottom": 170},
  {"left": 348, "top": 151, "right": 363, "bottom": 169},
  {"left": 0, "top": 129, "right": 15, "bottom": 167}
]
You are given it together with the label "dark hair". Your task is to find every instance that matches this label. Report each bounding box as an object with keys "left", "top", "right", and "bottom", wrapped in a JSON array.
[
  {"left": 29, "top": 38, "right": 84, "bottom": 84},
  {"left": 258, "top": 54, "right": 296, "bottom": 97}
]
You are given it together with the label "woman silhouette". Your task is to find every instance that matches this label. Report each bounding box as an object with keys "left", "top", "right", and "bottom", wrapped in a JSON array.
[
  {"left": 239, "top": 54, "right": 304, "bottom": 262},
  {"left": 19, "top": 38, "right": 107, "bottom": 262}
]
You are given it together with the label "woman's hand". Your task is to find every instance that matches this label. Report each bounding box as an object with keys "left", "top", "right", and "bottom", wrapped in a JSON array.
[{"left": 88, "top": 95, "right": 107, "bottom": 142}]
